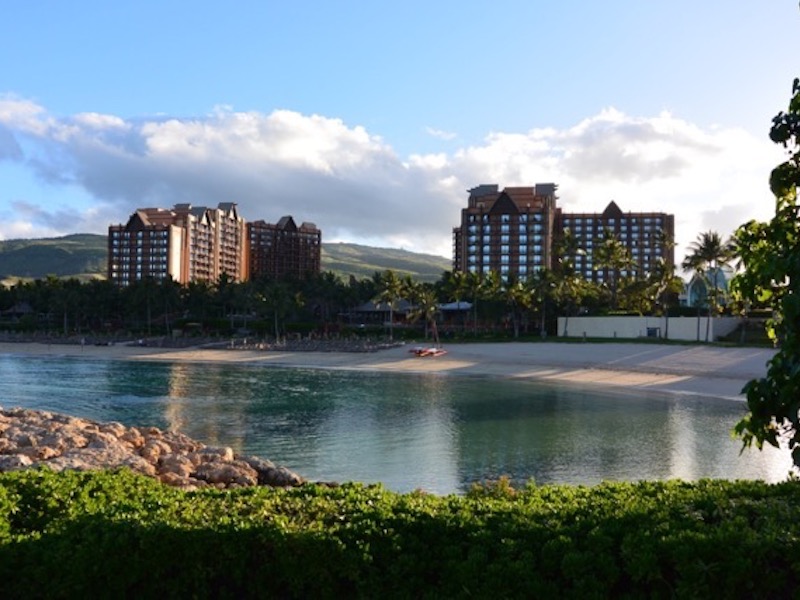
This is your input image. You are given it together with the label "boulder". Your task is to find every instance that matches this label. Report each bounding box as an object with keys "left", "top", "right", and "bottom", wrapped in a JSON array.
[{"left": 0, "top": 407, "right": 306, "bottom": 490}]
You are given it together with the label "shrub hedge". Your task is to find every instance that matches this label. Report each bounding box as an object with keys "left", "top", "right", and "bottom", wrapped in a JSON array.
[{"left": 1, "top": 469, "right": 799, "bottom": 598}]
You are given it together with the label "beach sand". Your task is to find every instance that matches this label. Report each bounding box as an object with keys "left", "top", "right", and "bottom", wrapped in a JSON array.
[{"left": 0, "top": 340, "right": 775, "bottom": 400}]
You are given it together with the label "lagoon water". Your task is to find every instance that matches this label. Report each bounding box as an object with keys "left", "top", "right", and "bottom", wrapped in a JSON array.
[{"left": 0, "top": 353, "right": 792, "bottom": 494}]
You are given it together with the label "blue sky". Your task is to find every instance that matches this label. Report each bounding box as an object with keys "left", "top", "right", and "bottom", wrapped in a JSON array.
[{"left": 1, "top": 1, "right": 798, "bottom": 266}]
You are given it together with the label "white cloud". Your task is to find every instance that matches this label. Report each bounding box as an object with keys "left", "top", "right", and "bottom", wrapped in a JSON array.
[
  {"left": 425, "top": 126, "right": 457, "bottom": 141},
  {"left": 0, "top": 99, "right": 785, "bottom": 267}
]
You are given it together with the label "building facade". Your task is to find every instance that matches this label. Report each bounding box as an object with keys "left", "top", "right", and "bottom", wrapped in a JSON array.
[
  {"left": 556, "top": 200, "right": 675, "bottom": 284},
  {"left": 248, "top": 216, "right": 321, "bottom": 280},
  {"left": 453, "top": 185, "right": 675, "bottom": 282},
  {"left": 452, "top": 184, "right": 559, "bottom": 280},
  {"left": 108, "top": 203, "right": 247, "bottom": 286}
]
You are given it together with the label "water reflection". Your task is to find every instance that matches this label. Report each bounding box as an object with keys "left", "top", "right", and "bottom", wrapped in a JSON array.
[{"left": 1, "top": 354, "right": 793, "bottom": 494}]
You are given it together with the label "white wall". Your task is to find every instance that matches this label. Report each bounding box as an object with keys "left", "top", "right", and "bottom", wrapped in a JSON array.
[{"left": 556, "top": 316, "right": 742, "bottom": 342}]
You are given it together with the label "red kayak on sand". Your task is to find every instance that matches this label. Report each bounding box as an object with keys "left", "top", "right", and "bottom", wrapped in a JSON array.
[{"left": 410, "top": 347, "right": 448, "bottom": 358}]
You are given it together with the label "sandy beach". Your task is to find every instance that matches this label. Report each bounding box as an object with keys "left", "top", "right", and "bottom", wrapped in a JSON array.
[{"left": 0, "top": 340, "right": 776, "bottom": 400}]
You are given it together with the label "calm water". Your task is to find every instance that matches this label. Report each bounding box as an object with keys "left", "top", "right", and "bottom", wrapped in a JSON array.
[{"left": 0, "top": 353, "right": 792, "bottom": 494}]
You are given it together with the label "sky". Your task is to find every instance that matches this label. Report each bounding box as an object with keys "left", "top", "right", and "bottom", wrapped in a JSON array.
[{"left": 1, "top": 1, "right": 798, "bottom": 270}]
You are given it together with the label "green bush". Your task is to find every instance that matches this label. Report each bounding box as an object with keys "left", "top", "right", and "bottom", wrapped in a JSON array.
[{"left": 1, "top": 470, "right": 799, "bottom": 598}]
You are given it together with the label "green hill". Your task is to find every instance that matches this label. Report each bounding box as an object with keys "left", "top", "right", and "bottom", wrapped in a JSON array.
[
  {"left": 322, "top": 242, "right": 450, "bottom": 282},
  {"left": 0, "top": 234, "right": 108, "bottom": 283},
  {"left": 0, "top": 234, "right": 451, "bottom": 284}
]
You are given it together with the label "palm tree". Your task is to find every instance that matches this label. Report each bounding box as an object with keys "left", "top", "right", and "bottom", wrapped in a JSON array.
[
  {"left": 258, "top": 280, "right": 302, "bottom": 342},
  {"left": 501, "top": 276, "right": 532, "bottom": 338},
  {"left": 681, "top": 231, "right": 734, "bottom": 342},
  {"left": 552, "top": 229, "right": 586, "bottom": 337},
  {"left": 405, "top": 281, "right": 441, "bottom": 346},
  {"left": 529, "top": 269, "right": 554, "bottom": 338},
  {"left": 465, "top": 271, "right": 484, "bottom": 335},
  {"left": 441, "top": 270, "right": 469, "bottom": 331},
  {"left": 647, "top": 229, "right": 680, "bottom": 339},
  {"left": 648, "top": 257, "right": 683, "bottom": 340},
  {"left": 594, "top": 227, "right": 635, "bottom": 310},
  {"left": 373, "top": 270, "right": 403, "bottom": 341}
]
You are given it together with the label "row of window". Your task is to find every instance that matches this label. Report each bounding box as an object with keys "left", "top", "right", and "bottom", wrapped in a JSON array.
[
  {"left": 467, "top": 213, "right": 544, "bottom": 223},
  {"left": 467, "top": 224, "right": 545, "bottom": 234},
  {"left": 466, "top": 265, "right": 544, "bottom": 278},
  {"left": 110, "top": 230, "right": 169, "bottom": 239},
  {"left": 563, "top": 216, "right": 664, "bottom": 226},
  {"left": 570, "top": 226, "right": 663, "bottom": 236},
  {"left": 467, "top": 255, "right": 544, "bottom": 265},
  {"left": 467, "top": 244, "right": 544, "bottom": 255}
]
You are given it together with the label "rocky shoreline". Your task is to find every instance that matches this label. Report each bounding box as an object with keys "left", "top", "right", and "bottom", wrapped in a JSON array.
[{"left": 0, "top": 407, "right": 306, "bottom": 491}]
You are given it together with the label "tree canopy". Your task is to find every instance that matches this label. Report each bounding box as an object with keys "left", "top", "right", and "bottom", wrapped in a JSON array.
[{"left": 733, "top": 77, "right": 800, "bottom": 466}]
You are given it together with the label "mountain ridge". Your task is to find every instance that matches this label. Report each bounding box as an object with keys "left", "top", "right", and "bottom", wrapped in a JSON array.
[{"left": 0, "top": 234, "right": 451, "bottom": 284}]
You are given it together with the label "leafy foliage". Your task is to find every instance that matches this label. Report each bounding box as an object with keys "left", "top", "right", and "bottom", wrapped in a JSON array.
[
  {"left": 734, "top": 78, "right": 800, "bottom": 467},
  {"left": 1, "top": 470, "right": 799, "bottom": 598}
]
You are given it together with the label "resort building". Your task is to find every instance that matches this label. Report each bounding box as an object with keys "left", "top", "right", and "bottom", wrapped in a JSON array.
[
  {"left": 107, "top": 203, "right": 247, "bottom": 286},
  {"left": 452, "top": 184, "right": 559, "bottom": 280},
  {"left": 452, "top": 185, "right": 675, "bottom": 282},
  {"left": 247, "top": 216, "right": 322, "bottom": 280},
  {"left": 556, "top": 200, "right": 675, "bottom": 283}
]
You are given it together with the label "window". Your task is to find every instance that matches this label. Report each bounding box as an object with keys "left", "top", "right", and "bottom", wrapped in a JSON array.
[{"left": 501, "top": 214, "right": 510, "bottom": 223}]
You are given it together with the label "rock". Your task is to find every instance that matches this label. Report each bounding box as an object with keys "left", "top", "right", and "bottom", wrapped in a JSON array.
[
  {"left": 194, "top": 460, "right": 259, "bottom": 487},
  {"left": 0, "top": 407, "right": 305, "bottom": 490},
  {"left": 196, "top": 446, "right": 235, "bottom": 462},
  {"left": 159, "top": 454, "right": 195, "bottom": 478},
  {"left": 120, "top": 427, "right": 145, "bottom": 449},
  {"left": 0, "top": 454, "right": 33, "bottom": 470}
]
